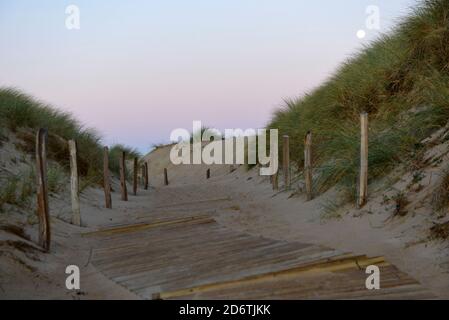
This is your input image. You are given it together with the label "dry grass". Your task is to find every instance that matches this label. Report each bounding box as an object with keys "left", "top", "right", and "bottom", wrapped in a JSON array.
[
  {"left": 0, "top": 224, "right": 29, "bottom": 241},
  {"left": 432, "top": 169, "right": 449, "bottom": 213},
  {"left": 430, "top": 221, "right": 449, "bottom": 240}
]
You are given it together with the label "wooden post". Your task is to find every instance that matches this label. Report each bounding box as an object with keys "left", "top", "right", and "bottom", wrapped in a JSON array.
[
  {"left": 119, "top": 151, "right": 128, "bottom": 201},
  {"left": 133, "top": 157, "right": 138, "bottom": 196},
  {"left": 304, "top": 131, "right": 313, "bottom": 201},
  {"left": 358, "top": 112, "right": 369, "bottom": 208},
  {"left": 140, "top": 165, "right": 144, "bottom": 187},
  {"left": 144, "top": 162, "right": 149, "bottom": 190},
  {"left": 283, "top": 135, "right": 290, "bottom": 189},
  {"left": 68, "top": 140, "right": 81, "bottom": 226},
  {"left": 206, "top": 168, "right": 211, "bottom": 179},
  {"left": 164, "top": 168, "right": 169, "bottom": 186},
  {"left": 36, "top": 128, "right": 51, "bottom": 252},
  {"left": 272, "top": 171, "right": 279, "bottom": 191},
  {"left": 103, "top": 147, "right": 112, "bottom": 209}
]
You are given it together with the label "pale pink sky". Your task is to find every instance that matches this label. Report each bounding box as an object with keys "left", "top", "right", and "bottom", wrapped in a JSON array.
[{"left": 0, "top": 0, "right": 416, "bottom": 152}]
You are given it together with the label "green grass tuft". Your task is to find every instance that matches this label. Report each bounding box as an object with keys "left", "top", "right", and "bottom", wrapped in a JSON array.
[{"left": 268, "top": 0, "right": 449, "bottom": 197}]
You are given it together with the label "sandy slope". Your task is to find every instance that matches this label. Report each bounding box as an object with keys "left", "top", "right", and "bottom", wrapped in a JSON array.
[{"left": 1, "top": 138, "right": 448, "bottom": 299}]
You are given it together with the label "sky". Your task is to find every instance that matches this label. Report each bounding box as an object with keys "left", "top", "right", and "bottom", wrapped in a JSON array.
[{"left": 0, "top": 0, "right": 417, "bottom": 153}]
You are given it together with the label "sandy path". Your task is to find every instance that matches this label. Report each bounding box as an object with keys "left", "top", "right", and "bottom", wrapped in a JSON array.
[
  {"left": 1, "top": 149, "right": 448, "bottom": 298},
  {"left": 82, "top": 174, "right": 433, "bottom": 299}
]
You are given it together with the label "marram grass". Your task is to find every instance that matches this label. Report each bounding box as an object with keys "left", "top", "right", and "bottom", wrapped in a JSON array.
[{"left": 268, "top": 0, "right": 449, "bottom": 197}]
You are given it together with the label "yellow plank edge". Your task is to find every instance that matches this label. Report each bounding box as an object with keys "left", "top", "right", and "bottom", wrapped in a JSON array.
[
  {"left": 82, "top": 216, "right": 214, "bottom": 237},
  {"left": 154, "top": 197, "right": 231, "bottom": 209},
  {"left": 158, "top": 255, "right": 388, "bottom": 300}
]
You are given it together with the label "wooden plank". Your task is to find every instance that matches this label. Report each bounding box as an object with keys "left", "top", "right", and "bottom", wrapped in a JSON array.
[
  {"left": 68, "top": 139, "right": 81, "bottom": 226},
  {"left": 103, "top": 146, "right": 112, "bottom": 209},
  {"left": 35, "top": 128, "right": 51, "bottom": 252},
  {"left": 86, "top": 199, "right": 434, "bottom": 300},
  {"left": 157, "top": 256, "right": 386, "bottom": 299},
  {"left": 283, "top": 135, "right": 290, "bottom": 189},
  {"left": 164, "top": 168, "right": 169, "bottom": 186},
  {"left": 88, "top": 217, "right": 349, "bottom": 296},
  {"left": 154, "top": 197, "right": 231, "bottom": 209},
  {"left": 133, "top": 157, "right": 138, "bottom": 196},
  {"left": 358, "top": 112, "right": 368, "bottom": 208},
  {"left": 304, "top": 131, "right": 313, "bottom": 201},
  {"left": 119, "top": 151, "right": 128, "bottom": 201},
  {"left": 83, "top": 216, "right": 214, "bottom": 237},
  {"left": 184, "top": 266, "right": 432, "bottom": 300}
]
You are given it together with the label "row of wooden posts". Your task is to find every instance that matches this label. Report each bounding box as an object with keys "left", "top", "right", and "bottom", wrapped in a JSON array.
[
  {"left": 272, "top": 112, "right": 368, "bottom": 208},
  {"left": 33, "top": 112, "right": 369, "bottom": 252},
  {"left": 35, "top": 131, "right": 154, "bottom": 252}
]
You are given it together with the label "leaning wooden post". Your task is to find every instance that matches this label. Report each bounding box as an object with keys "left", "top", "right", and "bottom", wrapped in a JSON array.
[
  {"left": 68, "top": 140, "right": 81, "bottom": 226},
  {"left": 164, "top": 168, "right": 169, "bottom": 186},
  {"left": 304, "top": 131, "right": 313, "bottom": 201},
  {"left": 358, "top": 112, "right": 369, "bottom": 208},
  {"left": 283, "top": 135, "right": 290, "bottom": 189},
  {"left": 206, "top": 168, "right": 211, "bottom": 179},
  {"left": 144, "top": 162, "right": 149, "bottom": 190},
  {"left": 133, "top": 157, "right": 138, "bottom": 196},
  {"left": 103, "top": 147, "right": 112, "bottom": 209},
  {"left": 36, "top": 128, "right": 51, "bottom": 252},
  {"left": 119, "top": 151, "right": 128, "bottom": 201}
]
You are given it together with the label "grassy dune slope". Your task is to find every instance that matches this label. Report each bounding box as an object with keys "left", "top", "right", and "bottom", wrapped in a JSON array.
[
  {"left": 0, "top": 88, "right": 140, "bottom": 210},
  {"left": 268, "top": 0, "right": 449, "bottom": 199}
]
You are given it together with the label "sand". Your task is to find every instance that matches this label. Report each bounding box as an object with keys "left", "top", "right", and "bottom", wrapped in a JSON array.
[{"left": 0, "top": 136, "right": 448, "bottom": 299}]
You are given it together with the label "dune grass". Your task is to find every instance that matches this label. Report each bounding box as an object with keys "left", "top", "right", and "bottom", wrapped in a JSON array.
[
  {"left": 0, "top": 87, "right": 141, "bottom": 185},
  {"left": 108, "top": 144, "right": 141, "bottom": 181},
  {"left": 268, "top": 0, "right": 449, "bottom": 199},
  {"left": 433, "top": 168, "right": 449, "bottom": 214},
  {"left": 0, "top": 88, "right": 103, "bottom": 177},
  {"left": 0, "top": 167, "right": 35, "bottom": 212}
]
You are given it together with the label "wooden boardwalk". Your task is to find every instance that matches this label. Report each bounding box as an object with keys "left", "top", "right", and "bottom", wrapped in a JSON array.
[{"left": 84, "top": 215, "right": 435, "bottom": 300}]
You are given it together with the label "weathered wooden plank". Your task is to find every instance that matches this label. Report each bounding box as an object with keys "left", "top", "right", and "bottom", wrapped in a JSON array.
[
  {"left": 168, "top": 265, "right": 433, "bottom": 300},
  {"left": 87, "top": 216, "right": 356, "bottom": 298},
  {"left": 156, "top": 256, "right": 385, "bottom": 299},
  {"left": 86, "top": 202, "right": 434, "bottom": 300},
  {"left": 83, "top": 216, "right": 213, "bottom": 237},
  {"left": 153, "top": 197, "right": 231, "bottom": 210}
]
